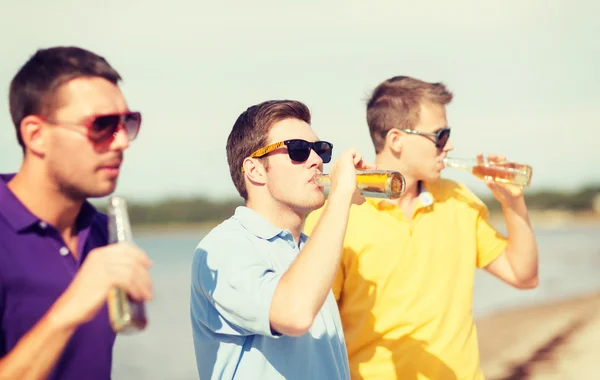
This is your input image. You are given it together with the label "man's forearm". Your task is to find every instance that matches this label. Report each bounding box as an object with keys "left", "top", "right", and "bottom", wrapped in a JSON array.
[
  {"left": 270, "top": 192, "right": 352, "bottom": 335},
  {"left": 0, "top": 299, "right": 78, "bottom": 380},
  {"left": 503, "top": 197, "right": 539, "bottom": 283}
]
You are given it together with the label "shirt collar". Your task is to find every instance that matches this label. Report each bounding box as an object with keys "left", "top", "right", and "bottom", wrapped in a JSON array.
[
  {"left": 418, "top": 181, "right": 435, "bottom": 207},
  {"left": 0, "top": 173, "right": 99, "bottom": 233},
  {"left": 233, "top": 206, "right": 308, "bottom": 244}
]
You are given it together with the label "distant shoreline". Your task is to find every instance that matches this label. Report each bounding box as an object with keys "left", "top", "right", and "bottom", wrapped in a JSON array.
[
  {"left": 131, "top": 210, "right": 600, "bottom": 236},
  {"left": 132, "top": 221, "right": 218, "bottom": 236},
  {"left": 489, "top": 210, "right": 600, "bottom": 229}
]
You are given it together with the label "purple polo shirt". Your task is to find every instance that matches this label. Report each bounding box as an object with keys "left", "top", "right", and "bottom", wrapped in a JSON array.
[{"left": 0, "top": 173, "right": 116, "bottom": 379}]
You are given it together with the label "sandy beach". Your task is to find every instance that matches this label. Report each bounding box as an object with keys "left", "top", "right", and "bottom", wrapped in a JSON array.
[{"left": 477, "top": 291, "right": 600, "bottom": 379}]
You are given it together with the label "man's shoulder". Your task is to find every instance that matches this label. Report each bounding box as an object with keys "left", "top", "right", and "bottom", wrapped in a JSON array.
[
  {"left": 200, "top": 215, "right": 249, "bottom": 244},
  {"left": 428, "top": 178, "right": 487, "bottom": 211},
  {"left": 428, "top": 177, "right": 463, "bottom": 194},
  {"left": 191, "top": 215, "right": 270, "bottom": 288},
  {"left": 193, "top": 215, "right": 257, "bottom": 262}
]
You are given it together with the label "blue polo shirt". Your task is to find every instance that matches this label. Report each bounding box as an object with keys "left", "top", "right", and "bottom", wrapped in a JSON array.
[
  {"left": 190, "top": 206, "right": 350, "bottom": 380},
  {"left": 0, "top": 173, "right": 116, "bottom": 379}
]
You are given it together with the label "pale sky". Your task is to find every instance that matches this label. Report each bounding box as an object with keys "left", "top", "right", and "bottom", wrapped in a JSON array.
[{"left": 1, "top": 0, "right": 598, "bottom": 201}]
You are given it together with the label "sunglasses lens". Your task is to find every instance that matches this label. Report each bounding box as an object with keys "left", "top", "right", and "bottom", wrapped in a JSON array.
[
  {"left": 287, "top": 141, "right": 312, "bottom": 162},
  {"left": 89, "top": 115, "right": 120, "bottom": 141},
  {"left": 89, "top": 112, "right": 142, "bottom": 143},
  {"left": 123, "top": 112, "right": 142, "bottom": 140},
  {"left": 437, "top": 129, "right": 450, "bottom": 149},
  {"left": 314, "top": 142, "right": 333, "bottom": 163}
]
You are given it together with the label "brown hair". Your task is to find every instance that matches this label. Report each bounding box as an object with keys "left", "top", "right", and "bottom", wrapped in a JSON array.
[
  {"left": 226, "top": 100, "right": 311, "bottom": 200},
  {"left": 9, "top": 46, "right": 122, "bottom": 151},
  {"left": 366, "top": 76, "right": 453, "bottom": 153}
]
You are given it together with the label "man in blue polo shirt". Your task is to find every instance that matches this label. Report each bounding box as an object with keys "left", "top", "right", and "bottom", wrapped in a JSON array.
[
  {"left": 0, "top": 47, "right": 153, "bottom": 380},
  {"left": 190, "top": 100, "right": 372, "bottom": 379}
]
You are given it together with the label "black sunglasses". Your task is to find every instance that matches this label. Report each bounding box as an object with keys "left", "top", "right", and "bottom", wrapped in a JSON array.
[
  {"left": 243, "top": 139, "right": 333, "bottom": 172},
  {"left": 44, "top": 111, "right": 142, "bottom": 143},
  {"left": 385, "top": 127, "right": 451, "bottom": 149}
]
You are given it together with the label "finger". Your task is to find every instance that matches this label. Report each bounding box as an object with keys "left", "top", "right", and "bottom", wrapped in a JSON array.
[
  {"left": 107, "top": 266, "right": 143, "bottom": 300},
  {"left": 122, "top": 245, "right": 153, "bottom": 268},
  {"left": 352, "top": 152, "right": 363, "bottom": 166},
  {"left": 487, "top": 153, "right": 498, "bottom": 163},
  {"left": 107, "top": 247, "right": 151, "bottom": 272},
  {"left": 484, "top": 179, "right": 497, "bottom": 191},
  {"left": 476, "top": 153, "right": 484, "bottom": 165},
  {"left": 132, "top": 265, "right": 154, "bottom": 301},
  {"left": 124, "top": 265, "right": 153, "bottom": 301},
  {"left": 108, "top": 261, "right": 151, "bottom": 301},
  {"left": 354, "top": 159, "right": 374, "bottom": 170}
]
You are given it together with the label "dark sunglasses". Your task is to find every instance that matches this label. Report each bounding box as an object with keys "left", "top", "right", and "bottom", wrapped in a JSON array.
[
  {"left": 242, "top": 139, "right": 333, "bottom": 172},
  {"left": 44, "top": 111, "right": 142, "bottom": 143},
  {"left": 385, "top": 127, "right": 451, "bottom": 149}
]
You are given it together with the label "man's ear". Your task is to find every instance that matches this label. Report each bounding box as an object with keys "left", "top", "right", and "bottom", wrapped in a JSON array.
[
  {"left": 20, "top": 115, "right": 47, "bottom": 157},
  {"left": 385, "top": 128, "right": 403, "bottom": 155},
  {"left": 242, "top": 157, "right": 267, "bottom": 185}
]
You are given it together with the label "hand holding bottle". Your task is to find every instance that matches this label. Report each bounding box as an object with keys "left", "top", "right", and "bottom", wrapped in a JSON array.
[
  {"left": 477, "top": 153, "right": 525, "bottom": 205},
  {"left": 49, "top": 243, "right": 153, "bottom": 328},
  {"left": 328, "top": 148, "right": 375, "bottom": 205},
  {"left": 106, "top": 196, "right": 150, "bottom": 333},
  {"left": 444, "top": 153, "right": 532, "bottom": 190}
]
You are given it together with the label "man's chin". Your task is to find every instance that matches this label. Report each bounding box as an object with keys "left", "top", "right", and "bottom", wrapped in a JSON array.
[
  {"left": 311, "top": 198, "right": 326, "bottom": 210},
  {"left": 86, "top": 183, "right": 118, "bottom": 199},
  {"left": 298, "top": 195, "right": 326, "bottom": 214},
  {"left": 427, "top": 171, "right": 442, "bottom": 182}
]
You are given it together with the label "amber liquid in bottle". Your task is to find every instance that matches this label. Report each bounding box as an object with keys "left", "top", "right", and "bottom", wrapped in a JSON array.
[
  {"left": 444, "top": 158, "right": 533, "bottom": 188},
  {"left": 313, "top": 170, "right": 406, "bottom": 199},
  {"left": 107, "top": 196, "right": 148, "bottom": 333}
]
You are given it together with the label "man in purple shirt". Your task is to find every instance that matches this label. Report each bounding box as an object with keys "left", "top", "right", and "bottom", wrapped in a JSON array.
[{"left": 0, "top": 46, "right": 153, "bottom": 379}]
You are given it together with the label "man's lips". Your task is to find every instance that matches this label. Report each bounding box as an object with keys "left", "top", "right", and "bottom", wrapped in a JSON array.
[
  {"left": 309, "top": 171, "right": 323, "bottom": 184},
  {"left": 98, "top": 161, "right": 122, "bottom": 177}
]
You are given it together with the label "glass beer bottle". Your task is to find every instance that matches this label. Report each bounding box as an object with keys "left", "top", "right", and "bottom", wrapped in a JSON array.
[
  {"left": 313, "top": 170, "right": 406, "bottom": 199},
  {"left": 443, "top": 157, "right": 533, "bottom": 188},
  {"left": 106, "top": 196, "right": 148, "bottom": 333}
]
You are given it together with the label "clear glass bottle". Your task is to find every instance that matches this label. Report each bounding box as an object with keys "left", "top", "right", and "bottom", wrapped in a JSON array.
[
  {"left": 106, "top": 196, "right": 148, "bottom": 333},
  {"left": 443, "top": 157, "right": 533, "bottom": 188},
  {"left": 313, "top": 170, "right": 406, "bottom": 199}
]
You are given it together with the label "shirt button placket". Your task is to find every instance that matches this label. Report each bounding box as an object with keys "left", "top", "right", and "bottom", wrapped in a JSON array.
[{"left": 59, "top": 246, "right": 70, "bottom": 256}]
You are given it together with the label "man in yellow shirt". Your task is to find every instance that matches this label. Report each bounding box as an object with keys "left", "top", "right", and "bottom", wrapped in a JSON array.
[{"left": 303, "top": 76, "right": 539, "bottom": 380}]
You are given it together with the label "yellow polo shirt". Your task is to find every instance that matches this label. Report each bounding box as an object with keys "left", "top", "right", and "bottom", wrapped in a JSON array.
[{"left": 303, "top": 179, "right": 507, "bottom": 380}]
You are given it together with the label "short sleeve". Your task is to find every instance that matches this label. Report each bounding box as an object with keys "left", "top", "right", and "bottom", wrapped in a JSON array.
[
  {"left": 190, "top": 235, "right": 282, "bottom": 337},
  {"left": 475, "top": 209, "right": 508, "bottom": 268},
  {"left": 449, "top": 181, "right": 508, "bottom": 268},
  {"left": 468, "top": 194, "right": 508, "bottom": 268}
]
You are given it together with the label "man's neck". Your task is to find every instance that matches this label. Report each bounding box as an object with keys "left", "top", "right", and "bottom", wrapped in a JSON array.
[
  {"left": 246, "top": 196, "right": 305, "bottom": 244},
  {"left": 7, "top": 161, "right": 83, "bottom": 235}
]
